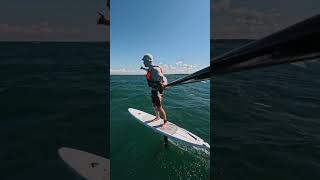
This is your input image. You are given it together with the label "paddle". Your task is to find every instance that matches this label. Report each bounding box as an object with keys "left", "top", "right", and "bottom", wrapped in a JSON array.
[{"left": 166, "top": 14, "right": 320, "bottom": 87}]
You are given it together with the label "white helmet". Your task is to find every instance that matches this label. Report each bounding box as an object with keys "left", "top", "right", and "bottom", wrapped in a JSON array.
[{"left": 142, "top": 53, "right": 153, "bottom": 62}]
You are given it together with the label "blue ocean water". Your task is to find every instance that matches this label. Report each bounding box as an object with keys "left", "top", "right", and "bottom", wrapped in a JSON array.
[
  {"left": 110, "top": 75, "right": 210, "bottom": 179},
  {"left": 213, "top": 40, "right": 320, "bottom": 180},
  {"left": 0, "top": 42, "right": 109, "bottom": 179}
]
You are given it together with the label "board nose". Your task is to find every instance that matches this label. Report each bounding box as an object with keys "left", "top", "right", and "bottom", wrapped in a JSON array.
[{"left": 128, "top": 108, "right": 134, "bottom": 114}]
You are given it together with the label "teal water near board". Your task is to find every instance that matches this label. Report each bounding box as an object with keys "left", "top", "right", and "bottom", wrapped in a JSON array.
[
  {"left": 111, "top": 75, "right": 210, "bottom": 179},
  {"left": 0, "top": 42, "right": 109, "bottom": 179},
  {"left": 213, "top": 40, "right": 320, "bottom": 179}
]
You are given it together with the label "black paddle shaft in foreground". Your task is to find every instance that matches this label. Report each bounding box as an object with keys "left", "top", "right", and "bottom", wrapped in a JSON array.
[{"left": 166, "top": 14, "right": 320, "bottom": 87}]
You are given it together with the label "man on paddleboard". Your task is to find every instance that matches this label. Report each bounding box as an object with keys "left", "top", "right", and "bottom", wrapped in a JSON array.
[{"left": 140, "top": 53, "right": 168, "bottom": 129}]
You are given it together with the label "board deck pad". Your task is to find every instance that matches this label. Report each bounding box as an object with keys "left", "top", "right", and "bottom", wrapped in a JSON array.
[
  {"left": 161, "top": 123, "right": 178, "bottom": 135},
  {"left": 128, "top": 108, "right": 210, "bottom": 149},
  {"left": 58, "top": 147, "right": 109, "bottom": 180}
]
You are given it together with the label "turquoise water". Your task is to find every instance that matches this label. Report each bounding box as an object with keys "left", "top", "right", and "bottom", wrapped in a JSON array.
[{"left": 111, "top": 75, "right": 210, "bottom": 179}]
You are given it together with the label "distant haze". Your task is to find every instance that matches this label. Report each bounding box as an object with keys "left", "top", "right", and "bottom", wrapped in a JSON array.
[
  {"left": 0, "top": 0, "right": 107, "bottom": 41},
  {"left": 212, "top": 0, "right": 320, "bottom": 39}
]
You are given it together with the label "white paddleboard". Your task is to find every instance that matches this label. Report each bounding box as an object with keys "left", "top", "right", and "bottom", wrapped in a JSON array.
[
  {"left": 128, "top": 108, "right": 210, "bottom": 150},
  {"left": 58, "top": 147, "right": 109, "bottom": 180}
]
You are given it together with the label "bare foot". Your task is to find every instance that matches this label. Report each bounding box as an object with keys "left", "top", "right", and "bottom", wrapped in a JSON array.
[{"left": 161, "top": 122, "right": 168, "bottom": 129}]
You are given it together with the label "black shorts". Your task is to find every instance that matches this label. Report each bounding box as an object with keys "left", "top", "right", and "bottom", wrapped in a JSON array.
[{"left": 151, "top": 90, "right": 163, "bottom": 107}]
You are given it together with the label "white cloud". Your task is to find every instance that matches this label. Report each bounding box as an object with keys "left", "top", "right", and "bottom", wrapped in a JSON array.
[
  {"left": 110, "top": 67, "right": 139, "bottom": 75},
  {"left": 175, "top": 61, "right": 183, "bottom": 65},
  {"left": 111, "top": 60, "right": 204, "bottom": 75},
  {"left": 161, "top": 60, "right": 200, "bottom": 74}
]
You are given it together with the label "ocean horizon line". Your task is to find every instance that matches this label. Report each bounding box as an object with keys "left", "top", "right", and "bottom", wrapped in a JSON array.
[{"left": 110, "top": 73, "right": 189, "bottom": 76}]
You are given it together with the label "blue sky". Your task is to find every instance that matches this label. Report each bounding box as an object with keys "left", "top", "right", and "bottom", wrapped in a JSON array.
[
  {"left": 0, "top": 0, "right": 107, "bottom": 41},
  {"left": 110, "top": 0, "right": 210, "bottom": 74},
  {"left": 213, "top": 0, "right": 320, "bottom": 39}
]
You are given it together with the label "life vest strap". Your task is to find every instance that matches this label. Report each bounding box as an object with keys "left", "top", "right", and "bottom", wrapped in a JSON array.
[{"left": 146, "top": 65, "right": 164, "bottom": 81}]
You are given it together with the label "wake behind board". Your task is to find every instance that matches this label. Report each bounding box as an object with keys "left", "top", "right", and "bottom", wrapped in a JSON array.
[
  {"left": 58, "top": 147, "right": 109, "bottom": 180},
  {"left": 128, "top": 108, "right": 210, "bottom": 150}
]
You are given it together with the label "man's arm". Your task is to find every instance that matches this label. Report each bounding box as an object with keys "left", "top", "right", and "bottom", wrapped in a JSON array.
[
  {"left": 155, "top": 67, "right": 167, "bottom": 85},
  {"left": 140, "top": 66, "right": 148, "bottom": 71}
]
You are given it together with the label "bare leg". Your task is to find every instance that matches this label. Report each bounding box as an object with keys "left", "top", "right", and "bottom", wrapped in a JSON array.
[
  {"left": 159, "top": 106, "right": 168, "bottom": 129},
  {"left": 152, "top": 106, "right": 160, "bottom": 121},
  {"left": 159, "top": 106, "right": 167, "bottom": 122}
]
